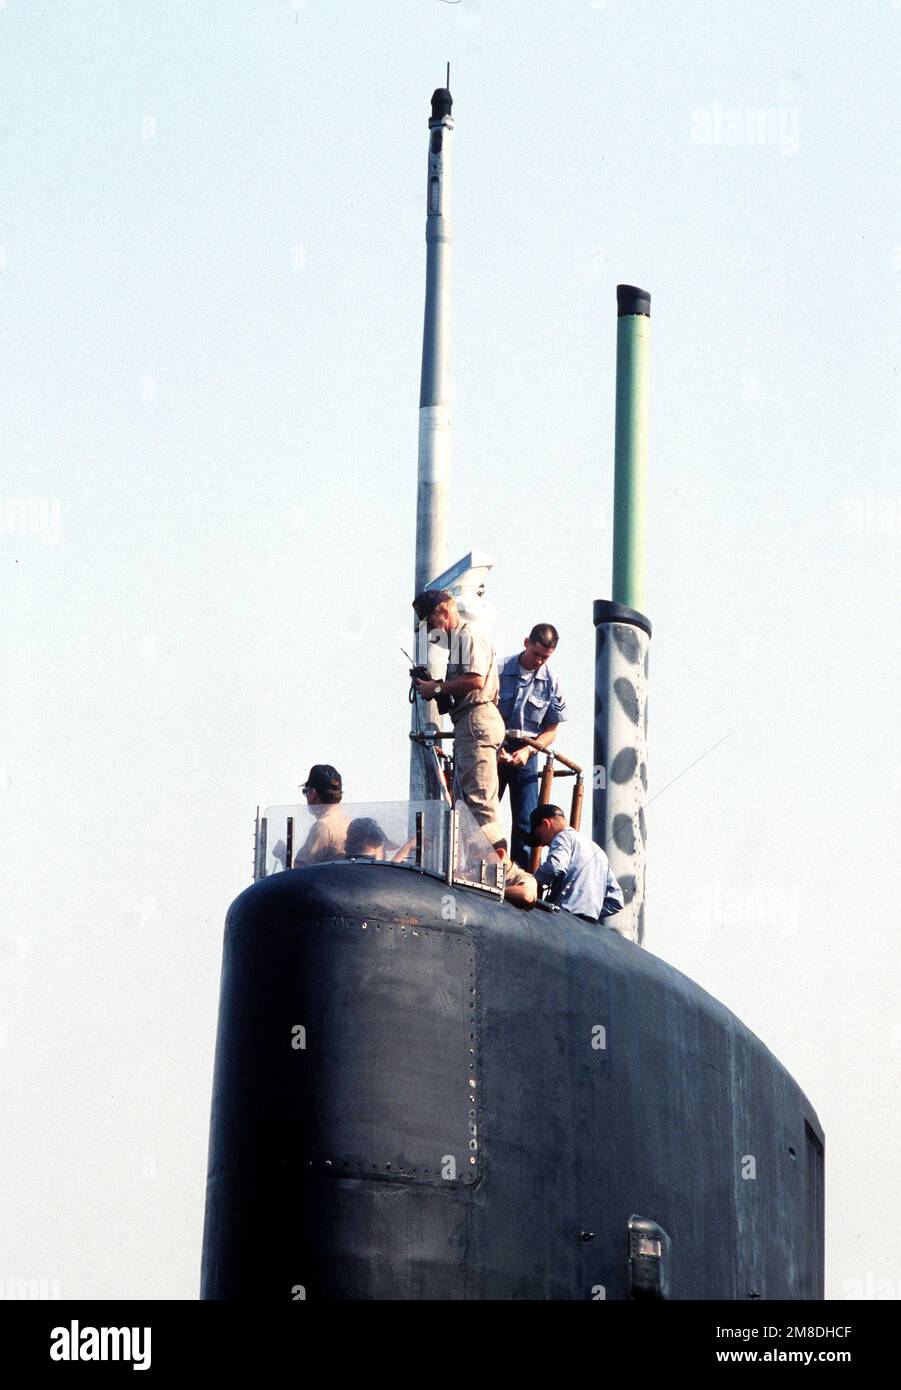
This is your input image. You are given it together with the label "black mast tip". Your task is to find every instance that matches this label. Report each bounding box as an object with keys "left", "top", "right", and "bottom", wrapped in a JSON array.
[
  {"left": 430, "top": 86, "right": 453, "bottom": 120},
  {"left": 617, "top": 284, "right": 651, "bottom": 317}
]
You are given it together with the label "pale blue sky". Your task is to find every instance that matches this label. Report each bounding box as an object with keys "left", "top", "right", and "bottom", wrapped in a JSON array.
[{"left": 1, "top": 0, "right": 899, "bottom": 1299}]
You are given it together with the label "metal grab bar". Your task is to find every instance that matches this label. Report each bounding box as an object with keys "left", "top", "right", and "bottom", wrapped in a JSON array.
[
  {"left": 519, "top": 736, "right": 582, "bottom": 778},
  {"left": 411, "top": 728, "right": 585, "bottom": 871},
  {"left": 518, "top": 739, "right": 584, "bottom": 873}
]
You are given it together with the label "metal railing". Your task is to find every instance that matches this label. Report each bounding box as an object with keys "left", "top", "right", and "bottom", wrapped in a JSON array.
[
  {"left": 518, "top": 737, "right": 584, "bottom": 873},
  {"left": 410, "top": 728, "right": 584, "bottom": 874}
]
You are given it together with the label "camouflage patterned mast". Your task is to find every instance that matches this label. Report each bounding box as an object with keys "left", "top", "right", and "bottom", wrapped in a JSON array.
[{"left": 593, "top": 285, "right": 652, "bottom": 944}]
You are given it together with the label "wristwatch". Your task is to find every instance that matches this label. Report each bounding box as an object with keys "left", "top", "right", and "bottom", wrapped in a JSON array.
[{"left": 433, "top": 681, "right": 444, "bottom": 696}]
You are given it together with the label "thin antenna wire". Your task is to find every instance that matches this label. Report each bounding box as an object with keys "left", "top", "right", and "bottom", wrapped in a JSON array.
[{"left": 447, "top": 61, "right": 451, "bottom": 89}]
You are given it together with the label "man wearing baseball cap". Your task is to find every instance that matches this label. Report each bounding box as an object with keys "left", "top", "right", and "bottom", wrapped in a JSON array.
[
  {"left": 411, "top": 588, "right": 505, "bottom": 846},
  {"left": 294, "top": 764, "right": 349, "bottom": 866},
  {"left": 526, "top": 804, "right": 624, "bottom": 924}
]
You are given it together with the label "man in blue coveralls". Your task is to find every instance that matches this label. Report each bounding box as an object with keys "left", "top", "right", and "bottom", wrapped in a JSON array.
[{"left": 496, "top": 623, "right": 568, "bottom": 869}]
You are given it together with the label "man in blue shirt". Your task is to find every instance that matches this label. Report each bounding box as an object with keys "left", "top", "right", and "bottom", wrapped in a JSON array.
[
  {"left": 496, "top": 623, "right": 568, "bottom": 868},
  {"left": 527, "top": 804, "right": 624, "bottom": 924}
]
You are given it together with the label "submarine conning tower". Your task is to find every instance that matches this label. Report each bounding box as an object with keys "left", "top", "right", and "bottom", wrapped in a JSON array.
[
  {"left": 199, "top": 83, "right": 825, "bottom": 1301},
  {"left": 201, "top": 835, "right": 825, "bottom": 1299}
]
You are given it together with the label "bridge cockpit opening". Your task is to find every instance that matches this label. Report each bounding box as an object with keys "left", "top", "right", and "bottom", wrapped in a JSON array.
[{"left": 253, "top": 798, "right": 505, "bottom": 899}]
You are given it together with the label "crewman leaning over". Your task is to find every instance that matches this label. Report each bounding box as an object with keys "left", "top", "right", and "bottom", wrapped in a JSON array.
[
  {"left": 294, "top": 764, "right": 349, "bottom": 865},
  {"left": 497, "top": 622, "right": 568, "bottom": 869},
  {"left": 525, "top": 803, "right": 624, "bottom": 924},
  {"left": 412, "top": 589, "right": 505, "bottom": 847}
]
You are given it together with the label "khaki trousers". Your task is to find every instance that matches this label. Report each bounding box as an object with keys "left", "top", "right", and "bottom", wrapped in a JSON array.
[{"left": 452, "top": 702, "right": 506, "bottom": 846}]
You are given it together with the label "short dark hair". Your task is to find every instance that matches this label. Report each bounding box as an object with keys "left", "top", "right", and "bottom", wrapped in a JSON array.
[
  {"left": 528, "top": 623, "right": 559, "bottom": 649},
  {"left": 492, "top": 838, "right": 508, "bottom": 853},
  {"left": 345, "top": 818, "right": 387, "bottom": 857},
  {"left": 412, "top": 588, "right": 454, "bottom": 622}
]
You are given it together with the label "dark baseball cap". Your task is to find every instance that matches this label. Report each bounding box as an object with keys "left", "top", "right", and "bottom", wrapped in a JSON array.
[
  {"left": 412, "top": 588, "right": 453, "bottom": 622},
  {"left": 523, "top": 803, "right": 565, "bottom": 846},
  {"left": 301, "top": 764, "right": 342, "bottom": 795}
]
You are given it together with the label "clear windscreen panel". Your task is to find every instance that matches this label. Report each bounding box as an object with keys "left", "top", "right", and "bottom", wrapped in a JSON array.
[
  {"left": 254, "top": 798, "right": 504, "bottom": 898},
  {"left": 259, "top": 801, "right": 450, "bottom": 880},
  {"left": 451, "top": 800, "right": 504, "bottom": 892}
]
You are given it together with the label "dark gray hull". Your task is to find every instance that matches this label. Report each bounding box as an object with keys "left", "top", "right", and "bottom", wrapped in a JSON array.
[{"left": 201, "top": 863, "right": 824, "bottom": 1300}]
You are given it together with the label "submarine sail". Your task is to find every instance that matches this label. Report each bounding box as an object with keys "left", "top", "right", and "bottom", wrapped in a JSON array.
[{"left": 200, "top": 82, "right": 824, "bottom": 1302}]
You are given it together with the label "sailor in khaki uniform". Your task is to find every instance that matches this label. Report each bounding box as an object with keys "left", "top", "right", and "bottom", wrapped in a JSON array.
[
  {"left": 412, "top": 589, "right": 506, "bottom": 846},
  {"left": 294, "top": 764, "right": 349, "bottom": 866},
  {"left": 493, "top": 840, "right": 538, "bottom": 908}
]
